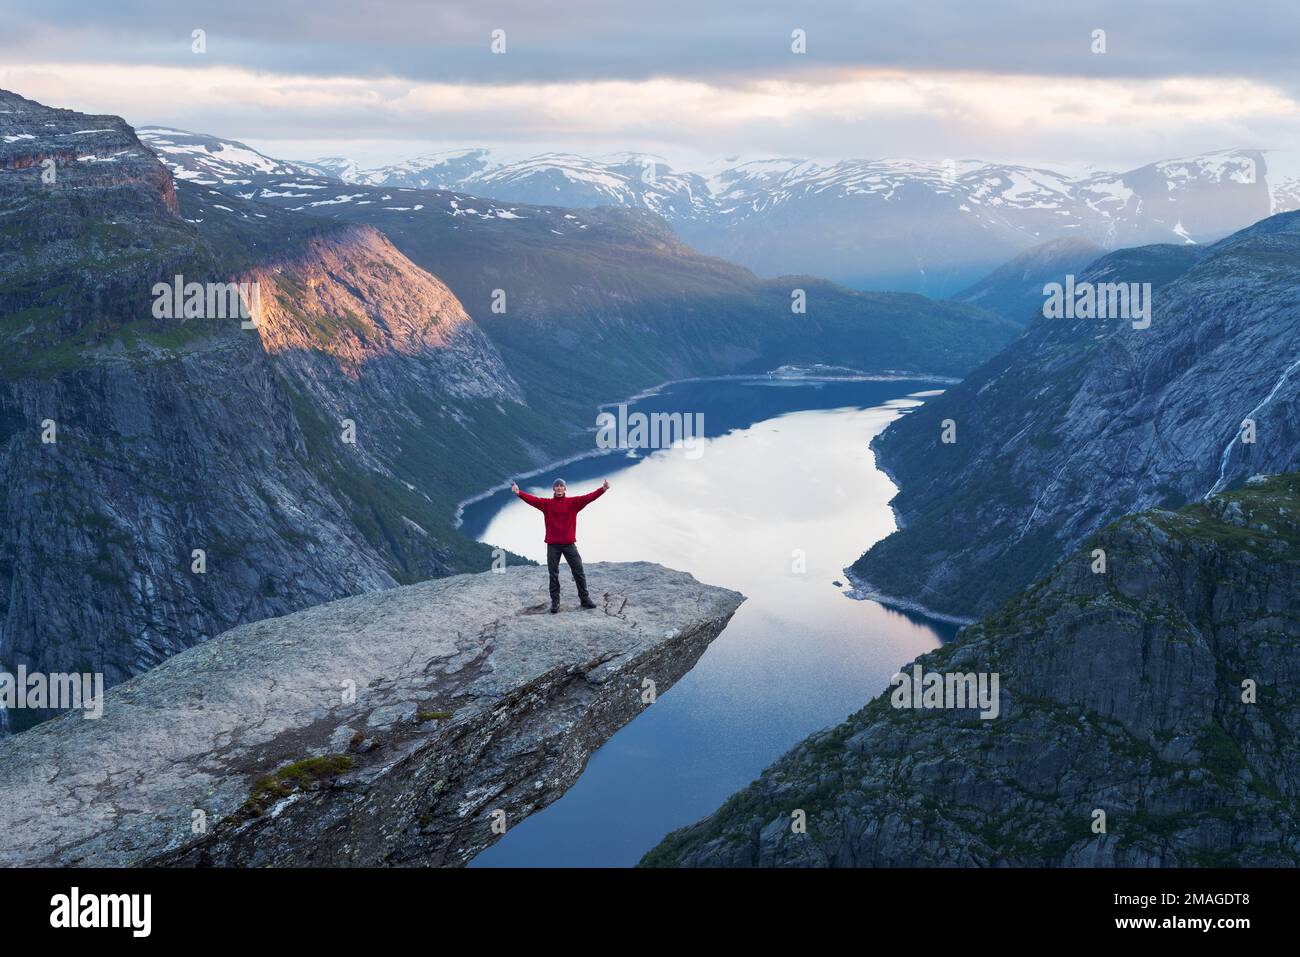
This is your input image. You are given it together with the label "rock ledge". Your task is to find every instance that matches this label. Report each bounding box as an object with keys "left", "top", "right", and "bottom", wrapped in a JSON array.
[{"left": 0, "top": 561, "right": 743, "bottom": 867}]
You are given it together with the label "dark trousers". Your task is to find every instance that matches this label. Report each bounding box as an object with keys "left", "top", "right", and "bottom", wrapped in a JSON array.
[{"left": 547, "top": 543, "right": 590, "bottom": 605}]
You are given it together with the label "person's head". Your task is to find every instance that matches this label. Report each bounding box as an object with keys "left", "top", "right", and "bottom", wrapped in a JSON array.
[{"left": 552, "top": 479, "right": 567, "bottom": 498}]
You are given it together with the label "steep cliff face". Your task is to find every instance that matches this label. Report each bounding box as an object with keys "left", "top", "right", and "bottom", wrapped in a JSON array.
[
  {"left": 244, "top": 222, "right": 528, "bottom": 490},
  {"left": 853, "top": 212, "right": 1300, "bottom": 620},
  {"left": 252, "top": 225, "right": 510, "bottom": 388},
  {"left": 646, "top": 475, "right": 1300, "bottom": 867},
  {"left": 0, "top": 89, "right": 178, "bottom": 215},
  {"left": 0, "top": 94, "right": 558, "bottom": 731},
  {"left": 0, "top": 562, "right": 744, "bottom": 867},
  {"left": 0, "top": 222, "right": 531, "bottom": 711}
]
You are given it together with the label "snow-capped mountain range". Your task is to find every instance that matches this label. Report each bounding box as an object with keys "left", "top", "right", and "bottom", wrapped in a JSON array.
[
  {"left": 141, "top": 127, "right": 320, "bottom": 183},
  {"left": 137, "top": 127, "right": 573, "bottom": 233},
  {"left": 138, "top": 127, "right": 1300, "bottom": 296}
]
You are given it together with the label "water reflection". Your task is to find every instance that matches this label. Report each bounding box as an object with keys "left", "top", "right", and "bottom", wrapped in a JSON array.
[{"left": 462, "top": 378, "right": 956, "bottom": 866}]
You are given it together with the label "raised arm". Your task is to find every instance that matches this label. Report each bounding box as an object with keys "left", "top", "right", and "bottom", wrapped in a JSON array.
[
  {"left": 511, "top": 482, "right": 546, "bottom": 510},
  {"left": 572, "top": 481, "right": 610, "bottom": 510}
]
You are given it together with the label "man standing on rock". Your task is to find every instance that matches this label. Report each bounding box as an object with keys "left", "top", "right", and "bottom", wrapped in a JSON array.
[{"left": 511, "top": 478, "right": 610, "bottom": 613}]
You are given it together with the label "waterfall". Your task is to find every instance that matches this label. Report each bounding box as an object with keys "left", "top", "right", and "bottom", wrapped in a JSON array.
[{"left": 1205, "top": 352, "right": 1300, "bottom": 498}]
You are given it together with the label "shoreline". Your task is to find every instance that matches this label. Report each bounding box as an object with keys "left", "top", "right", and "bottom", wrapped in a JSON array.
[
  {"left": 841, "top": 565, "right": 977, "bottom": 627},
  {"left": 866, "top": 394, "right": 937, "bottom": 533},
  {"left": 841, "top": 394, "right": 975, "bottom": 625}
]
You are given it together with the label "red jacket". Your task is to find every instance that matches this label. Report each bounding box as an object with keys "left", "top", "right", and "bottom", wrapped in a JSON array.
[{"left": 515, "top": 486, "right": 606, "bottom": 544}]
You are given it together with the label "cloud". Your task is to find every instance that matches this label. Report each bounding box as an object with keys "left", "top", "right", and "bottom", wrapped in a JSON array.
[
  {"left": 5, "top": 0, "right": 1300, "bottom": 86},
  {"left": 3, "top": 1, "right": 1300, "bottom": 167}
]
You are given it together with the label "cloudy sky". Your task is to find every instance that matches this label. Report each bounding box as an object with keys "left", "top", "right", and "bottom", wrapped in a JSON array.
[{"left": 4, "top": 0, "right": 1300, "bottom": 171}]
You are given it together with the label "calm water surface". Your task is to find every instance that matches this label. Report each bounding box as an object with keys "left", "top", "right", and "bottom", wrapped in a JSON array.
[{"left": 459, "top": 377, "right": 956, "bottom": 867}]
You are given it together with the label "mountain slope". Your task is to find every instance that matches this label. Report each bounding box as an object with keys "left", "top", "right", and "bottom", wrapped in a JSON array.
[
  {"left": 646, "top": 474, "right": 1300, "bottom": 867},
  {"left": 136, "top": 127, "right": 321, "bottom": 185},
  {"left": 951, "top": 237, "right": 1106, "bottom": 325},
  {"left": 851, "top": 212, "right": 1300, "bottom": 620}
]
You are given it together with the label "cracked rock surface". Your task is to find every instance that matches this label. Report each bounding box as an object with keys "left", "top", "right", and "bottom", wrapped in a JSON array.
[{"left": 0, "top": 561, "right": 743, "bottom": 867}]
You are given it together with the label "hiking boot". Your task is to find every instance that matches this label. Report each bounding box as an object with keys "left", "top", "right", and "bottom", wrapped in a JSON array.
[
  {"left": 580, "top": 598, "right": 598, "bottom": 610},
  {"left": 549, "top": 602, "right": 560, "bottom": 614}
]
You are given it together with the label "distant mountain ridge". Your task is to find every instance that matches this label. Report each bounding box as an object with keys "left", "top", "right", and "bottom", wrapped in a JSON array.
[
  {"left": 139, "top": 128, "right": 1299, "bottom": 296},
  {"left": 281, "top": 143, "right": 1300, "bottom": 296}
]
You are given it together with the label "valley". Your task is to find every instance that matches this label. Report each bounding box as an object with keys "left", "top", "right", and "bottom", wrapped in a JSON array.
[
  {"left": 0, "top": 88, "right": 1008, "bottom": 730},
  {"left": 3, "top": 57, "right": 1299, "bottom": 880}
]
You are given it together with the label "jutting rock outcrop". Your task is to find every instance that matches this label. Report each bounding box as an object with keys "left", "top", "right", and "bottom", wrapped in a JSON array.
[{"left": 0, "top": 562, "right": 743, "bottom": 867}]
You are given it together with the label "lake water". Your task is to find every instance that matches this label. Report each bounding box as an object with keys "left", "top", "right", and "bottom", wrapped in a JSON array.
[{"left": 459, "top": 376, "right": 957, "bottom": 867}]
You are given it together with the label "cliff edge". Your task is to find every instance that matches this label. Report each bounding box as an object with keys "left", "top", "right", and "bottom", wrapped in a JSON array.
[{"left": 0, "top": 561, "right": 743, "bottom": 867}]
